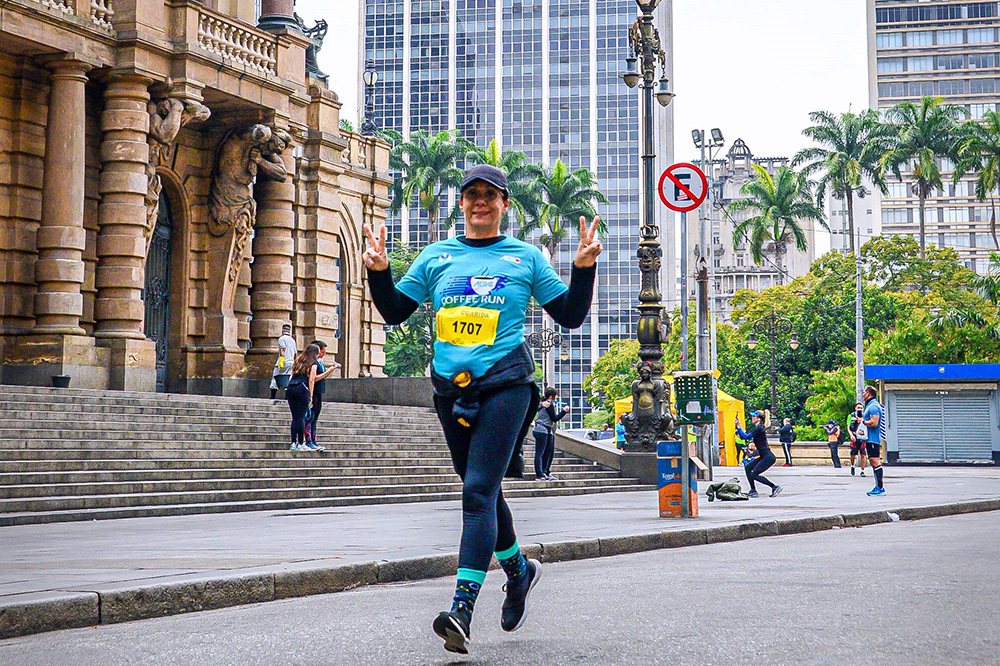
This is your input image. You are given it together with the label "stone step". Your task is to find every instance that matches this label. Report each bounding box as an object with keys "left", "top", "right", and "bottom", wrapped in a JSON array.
[
  {"left": 0, "top": 430, "right": 446, "bottom": 444},
  {"left": 0, "top": 469, "right": 624, "bottom": 498},
  {"left": 0, "top": 476, "right": 644, "bottom": 512},
  {"left": 0, "top": 462, "right": 602, "bottom": 485},
  {"left": 0, "top": 439, "right": 453, "bottom": 451},
  {"left": 0, "top": 482, "right": 656, "bottom": 527},
  {"left": 0, "top": 448, "right": 458, "bottom": 461},
  {"left": 0, "top": 412, "right": 442, "bottom": 428},
  {"left": 0, "top": 402, "right": 441, "bottom": 428}
]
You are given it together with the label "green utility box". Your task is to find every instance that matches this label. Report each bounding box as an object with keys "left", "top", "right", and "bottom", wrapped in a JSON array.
[{"left": 673, "top": 370, "right": 715, "bottom": 425}]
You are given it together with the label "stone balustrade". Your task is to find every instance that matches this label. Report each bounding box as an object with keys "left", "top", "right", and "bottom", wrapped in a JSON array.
[
  {"left": 28, "top": 0, "right": 73, "bottom": 15},
  {"left": 197, "top": 9, "right": 277, "bottom": 75},
  {"left": 90, "top": 0, "right": 113, "bottom": 30}
]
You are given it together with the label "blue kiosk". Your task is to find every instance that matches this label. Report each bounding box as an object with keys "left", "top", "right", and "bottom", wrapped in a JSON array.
[{"left": 866, "top": 363, "right": 1000, "bottom": 464}]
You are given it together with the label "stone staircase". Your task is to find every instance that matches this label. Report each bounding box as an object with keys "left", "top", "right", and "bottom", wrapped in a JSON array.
[{"left": 0, "top": 386, "right": 652, "bottom": 526}]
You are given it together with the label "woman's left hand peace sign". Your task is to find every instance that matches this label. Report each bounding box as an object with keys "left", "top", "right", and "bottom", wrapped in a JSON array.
[{"left": 574, "top": 215, "right": 603, "bottom": 268}]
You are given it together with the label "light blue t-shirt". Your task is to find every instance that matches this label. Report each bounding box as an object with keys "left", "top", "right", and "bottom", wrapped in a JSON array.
[
  {"left": 396, "top": 236, "right": 568, "bottom": 380},
  {"left": 863, "top": 399, "right": 883, "bottom": 444}
]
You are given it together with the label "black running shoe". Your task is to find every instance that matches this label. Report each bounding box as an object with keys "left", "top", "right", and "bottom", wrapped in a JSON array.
[
  {"left": 433, "top": 608, "right": 471, "bottom": 654},
  {"left": 501, "top": 558, "right": 541, "bottom": 632}
]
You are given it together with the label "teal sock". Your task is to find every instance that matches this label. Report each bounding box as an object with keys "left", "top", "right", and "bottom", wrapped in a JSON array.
[
  {"left": 496, "top": 542, "right": 528, "bottom": 581},
  {"left": 452, "top": 568, "right": 487, "bottom": 614}
]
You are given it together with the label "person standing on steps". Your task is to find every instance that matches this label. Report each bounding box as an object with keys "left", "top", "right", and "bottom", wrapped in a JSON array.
[
  {"left": 270, "top": 323, "right": 296, "bottom": 400},
  {"left": 363, "top": 164, "right": 601, "bottom": 655},
  {"left": 307, "top": 340, "right": 340, "bottom": 451},
  {"left": 862, "top": 385, "right": 887, "bottom": 496},
  {"left": 286, "top": 343, "right": 320, "bottom": 452},
  {"left": 532, "top": 387, "right": 569, "bottom": 481},
  {"left": 777, "top": 417, "right": 795, "bottom": 466},
  {"left": 734, "top": 410, "right": 782, "bottom": 498}
]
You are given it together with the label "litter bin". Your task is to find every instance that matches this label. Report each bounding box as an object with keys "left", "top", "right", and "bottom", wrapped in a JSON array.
[
  {"left": 672, "top": 370, "right": 715, "bottom": 425},
  {"left": 657, "top": 440, "right": 698, "bottom": 517}
]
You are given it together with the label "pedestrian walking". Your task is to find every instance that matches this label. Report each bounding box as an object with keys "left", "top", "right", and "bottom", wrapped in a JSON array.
[
  {"left": 822, "top": 419, "right": 843, "bottom": 468},
  {"left": 270, "top": 323, "right": 296, "bottom": 399},
  {"left": 862, "top": 386, "right": 887, "bottom": 496},
  {"left": 532, "top": 387, "right": 569, "bottom": 481},
  {"left": 734, "top": 411, "right": 782, "bottom": 498},
  {"left": 307, "top": 340, "right": 340, "bottom": 450},
  {"left": 285, "top": 344, "right": 320, "bottom": 452},
  {"left": 777, "top": 417, "right": 795, "bottom": 466},
  {"left": 363, "top": 163, "right": 601, "bottom": 655},
  {"left": 848, "top": 401, "right": 868, "bottom": 477}
]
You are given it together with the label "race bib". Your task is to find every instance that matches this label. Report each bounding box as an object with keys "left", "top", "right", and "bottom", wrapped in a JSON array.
[{"left": 436, "top": 306, "right": 500, "bottom": 347}]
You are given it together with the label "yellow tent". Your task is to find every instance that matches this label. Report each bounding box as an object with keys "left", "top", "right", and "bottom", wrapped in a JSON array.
[{"left": 614, "top": 384, "right": 745, "bottom": 465}]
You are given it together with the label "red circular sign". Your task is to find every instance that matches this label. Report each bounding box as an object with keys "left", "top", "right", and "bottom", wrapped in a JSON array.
[{"left": 658, "top": 163, "right": 708, "bottom": 213}]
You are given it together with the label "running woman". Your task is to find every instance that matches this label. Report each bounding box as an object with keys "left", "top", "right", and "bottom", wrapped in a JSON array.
[
  {"left": 363, "top": 164, "right": 601, "bottom": 654},
  {"left": 862, "top": 386, "right": 886, "bottom": 496},
  {"left": 734, "top": 411, "right": 783, "bottom": 498}
]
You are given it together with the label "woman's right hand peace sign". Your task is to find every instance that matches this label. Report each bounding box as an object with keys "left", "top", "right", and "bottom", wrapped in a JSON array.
[{"left": 363, "top": 222, "right": 389, "bottom": 272}]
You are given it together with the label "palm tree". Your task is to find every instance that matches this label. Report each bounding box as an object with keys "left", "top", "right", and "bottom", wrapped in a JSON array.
[
  {"left": 793, "top": 109, "right": 892, "bottom": 254},
  {"left": 726, "top": 164, "right": 828, "bottom": 285},
  {"left": 465, "top": 139, "right": 544, "bottom": 234},
  {"left": 385, "top": 129, "right": 474, "bottom": 244},
  {"left": 881, "top": 96, "right": 968, "bottom": 258},
  {"left": 516, "top": 159, "right": 608, "bottom": 265},
  {"left": 956, "top": 110, "right": 1000, "bottom": 249}
]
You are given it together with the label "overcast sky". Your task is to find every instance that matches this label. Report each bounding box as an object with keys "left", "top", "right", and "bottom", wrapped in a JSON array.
[{"left": 302, "top": 0, "right": 870, "bottom": 159}]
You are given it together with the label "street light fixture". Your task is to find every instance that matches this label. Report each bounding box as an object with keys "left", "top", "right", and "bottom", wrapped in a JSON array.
[
  {"left": 744, "top": 307, "right": 799, "bottom": 417},
  {"left": 618, "top": 0, "right": 675, "bottom": 452},
  {"left": 360, "top": 59, "right": 379, "bottom": 136},
  {"left": 525, "top": 328, "right": 564, "bottom": 388}
]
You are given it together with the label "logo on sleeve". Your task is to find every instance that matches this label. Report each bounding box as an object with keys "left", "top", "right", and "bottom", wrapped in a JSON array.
[
  {"left": 500, "top": 255, "right": 522, "bottom": 264},
  {"left": 438, "top": 253, "right": 453, "bottom": 264}
]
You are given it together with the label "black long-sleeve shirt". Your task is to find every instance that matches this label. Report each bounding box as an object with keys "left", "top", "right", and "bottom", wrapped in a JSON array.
[
  {"left": 735, "top": 422, "right": 771, "bottom": 455},
  {"left": 366, "top": 236, "right": 596, "bottom": 329}
]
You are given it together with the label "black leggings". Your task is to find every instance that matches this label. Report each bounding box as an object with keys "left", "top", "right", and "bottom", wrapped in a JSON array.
[
  {"left": 533, "top": 430, "right": 553, "bottom": 477},
  {"left": 435, "top": 384, "right": 533, "bottom": 573},
  {"left": 286, "top": 382, "right": 310, "bottom": 445},
  {"left": 309, "top": 394, "right": 323, "bottom": 443},
  {"left": 745, "top": 450, "right": 777, "bottom": 491}
]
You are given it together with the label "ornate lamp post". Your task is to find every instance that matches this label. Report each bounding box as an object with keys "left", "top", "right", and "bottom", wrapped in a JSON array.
[
  {"left": 745, "top": 307, "right": 800, "bottom": 417},
  {"left": 525, "top": 328, "right": 564, "bottom": 388},
  {"left": 618, "top": 0, "right": 675, "bottom": 452},
  {"left": 360, "top": 59, "right": 379, "bottom": 136}
]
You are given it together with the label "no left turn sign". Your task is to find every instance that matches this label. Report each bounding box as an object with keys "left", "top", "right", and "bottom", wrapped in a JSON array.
[{"left": 658, "top": 163, "right": 707, "bottom": 213}]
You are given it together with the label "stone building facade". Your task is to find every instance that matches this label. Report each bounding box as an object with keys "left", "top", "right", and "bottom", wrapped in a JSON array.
[{"left": 0, "top": 0, "right": 390, "bottom": 394}]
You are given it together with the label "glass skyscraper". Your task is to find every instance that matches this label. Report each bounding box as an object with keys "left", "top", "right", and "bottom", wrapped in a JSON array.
[{"left": 361, "top": 0, "right": 675, "bottom": 423}]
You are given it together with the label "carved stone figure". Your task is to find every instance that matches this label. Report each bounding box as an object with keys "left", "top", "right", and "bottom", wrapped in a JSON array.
[
  {"left": 295, "top": 13, "right": 329, "bottom": 84},
  {"left": 145, "top": 98, "right": 211, "bottom": 249},
  {"left": 208, "top": 124, "right": 291, "bottom": 282}
]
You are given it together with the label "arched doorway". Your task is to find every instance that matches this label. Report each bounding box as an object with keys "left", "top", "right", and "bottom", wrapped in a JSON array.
[{"left": 144, "top": 190, "right": 173, "bottom": 392}]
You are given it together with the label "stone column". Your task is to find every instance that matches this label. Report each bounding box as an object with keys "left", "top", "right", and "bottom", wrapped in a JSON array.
[
  {"left": 257, "top": 0, "right": 299, "bottom": 33},
  {"left": 247, "top": 148, "right": 296, "bottom": 376},
  {"left": 32, "top": 58, "right": 92, "bottom": 336},
  {"left": 93, "top": 72, "right": 157, "bottom": 391}
]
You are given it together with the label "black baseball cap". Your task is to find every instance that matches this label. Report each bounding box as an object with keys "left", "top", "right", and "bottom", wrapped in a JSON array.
[{"left": 460, "top": 164, "right": 509, "bottom": 198}]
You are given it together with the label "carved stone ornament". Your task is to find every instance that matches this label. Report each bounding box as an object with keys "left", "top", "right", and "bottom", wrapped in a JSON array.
[
  {"left": 208, "top": 124, "right": 292, "bottom": 281},
  {"left": 620, "top": 360, "right": 677, "bottom": 450},
  {"left": 145, "top": 98, "right": 211, "bottom": 250}
]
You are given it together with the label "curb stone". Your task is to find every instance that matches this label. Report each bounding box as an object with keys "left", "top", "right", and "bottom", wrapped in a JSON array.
[{"left": 2, "top": 500, "right": 997, "bottom": 640}]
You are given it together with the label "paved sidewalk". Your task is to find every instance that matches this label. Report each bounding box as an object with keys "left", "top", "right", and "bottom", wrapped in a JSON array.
[{"left": 2, "top": 465, "right": 998, "bottom": 639}]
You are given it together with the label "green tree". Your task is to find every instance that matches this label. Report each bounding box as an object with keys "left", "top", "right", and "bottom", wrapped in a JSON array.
[
  {"left": 793, "top": 109, "right": 891, "bottom": 253},
  {"left": 465, "top": 139, "right": 543, "bottom": 233},
  {"left": 804, "top": 365, "right": 856, "bottom": 428},
  {"left": 582, "top": 339, "right": 639, "bottom": 413},
  {"left": 970, "top": 251, "right": 1000, "bottom": 305},
  {"left": 382, "top": 245, "right": 433, "bottom": 376},
  {"left": 882, "top": 96, "right": 968, "bottom": 258},
  {"left": 385, "top": 129, "right": 474, "bottom": 244},
  {"left": 956, "top": 109, "right": 1000, "bottom": 249},
  {"left": 725, "top": 165, "right": 828, "bottom": 284},
  {"left": 516, "top": 159, "right": 608, "bottom": 266}
]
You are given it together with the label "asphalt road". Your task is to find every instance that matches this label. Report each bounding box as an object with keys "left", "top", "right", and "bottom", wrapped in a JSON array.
[{"left": 3, "top": 511, "right": 999, "bottom": 666}]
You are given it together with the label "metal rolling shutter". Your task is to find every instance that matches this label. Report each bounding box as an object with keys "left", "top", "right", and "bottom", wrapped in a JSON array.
[
  {"left": 943, "top": 392, "right": 994, "bottom": 462},
  {"left": 895, "top": 393, "right": 945, "bottom": 462}
]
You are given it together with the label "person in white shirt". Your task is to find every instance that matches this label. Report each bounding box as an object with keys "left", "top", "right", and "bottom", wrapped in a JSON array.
[{"left": 269, "top": 323, "right": 297, "bottom": 399}]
